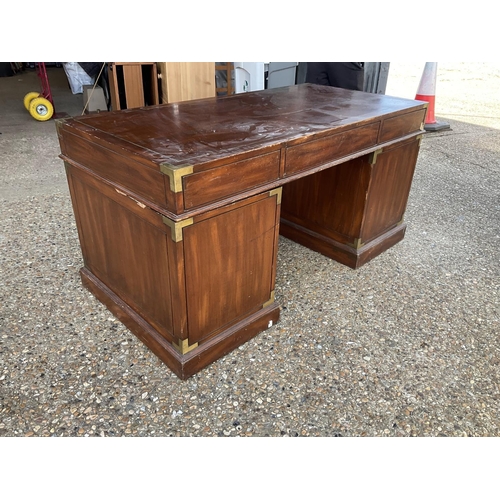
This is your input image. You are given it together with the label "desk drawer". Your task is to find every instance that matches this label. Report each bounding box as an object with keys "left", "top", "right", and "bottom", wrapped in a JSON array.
[
  {"left": 284, "top": 123, "right": 379, "bottom": 176},
  {"left": 379, "top": 108, "right": 426, "bottom": 142},
  {"left": 183, "top": 150, "right": 281, "bottom": 209}
]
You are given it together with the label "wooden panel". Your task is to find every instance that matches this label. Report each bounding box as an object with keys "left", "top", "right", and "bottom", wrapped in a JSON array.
[
  {"left": 158, "top": 62, "right": 215, "bottom": 103},
  {"left": 183, "top": 151, "right": 281, "bottom": 209},
  {"left": 107, "top": 63, "right": 159, "bottom": 111},
  {"left": 69, "top": 170, "right": 174, "bottom": 341},
  {"left": 108, "top": 63, "right": 121, "bottom": 111},
  {"left": 123, "top": 65, "right": 145, "bottom": 108},
  {"left": 285, "top": 123, "right": 379, "bottom": 175},
  {"left": 360, "top": 138, "right": 421, "bottom": 242},
  {"left": 65, "top": 160, "right": 165, "bottom": 232},
  {"left": 183, "top": 194, "right": 279, "bottom": 343},
  {"left": 379, "top": 108, "right": 426, "bottom": 143},
  {"left": 60, "top": 131, "right": 167, "bottom": 209},
  {"left": 281, "top": 156, "right": 372, "bottom": 245},
  {"left": 149, "top": 65, "right": 160, "bottom": 107}
]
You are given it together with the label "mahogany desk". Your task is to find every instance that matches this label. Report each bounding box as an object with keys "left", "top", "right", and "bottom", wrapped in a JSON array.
[{"left": 57, "top": 84, "right": 427, "bottom": 379}]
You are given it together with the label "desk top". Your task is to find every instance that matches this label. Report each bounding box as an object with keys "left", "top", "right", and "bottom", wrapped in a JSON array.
[
  {"left": 62, "top": 84, "right": 426, "bottom": 168},
  {"left": 58, "top": 84, "right": 427, "bottom": 216}
]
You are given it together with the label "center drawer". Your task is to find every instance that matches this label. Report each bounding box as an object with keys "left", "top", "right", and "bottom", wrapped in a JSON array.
[{"left": 284, "top": 122, "right": 380, "bottom": 176}]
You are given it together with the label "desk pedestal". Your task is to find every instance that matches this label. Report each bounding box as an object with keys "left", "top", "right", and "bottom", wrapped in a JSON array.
[
  {"left": 280, "top": 136, "right": 421, "bottom": 268},
  {"left": 66, "top": 162, "right": 281, "bottom": 379}
]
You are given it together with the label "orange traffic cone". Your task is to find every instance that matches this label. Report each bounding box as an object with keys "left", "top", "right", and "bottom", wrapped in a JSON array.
[{"left": 415, "top": 62, "right": 450, "bottom": 132}]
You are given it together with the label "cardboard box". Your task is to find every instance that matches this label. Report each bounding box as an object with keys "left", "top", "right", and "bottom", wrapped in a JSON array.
[{"left": 82, "top": 85, "right": 108, "bottom": 113}]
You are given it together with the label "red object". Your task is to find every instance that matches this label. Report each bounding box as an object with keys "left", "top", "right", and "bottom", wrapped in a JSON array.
[
  {"left": 415, "top": 62, "right": 438, "bottom": 124},
  {"left": 416, "top": 93, "right": 436, "bottom": 124},
  {"left": 415, "top": 62, "right": 450, "bottom": 132},
  {"left": 36, "top": 62, "right": 54, "bottom": 107}
]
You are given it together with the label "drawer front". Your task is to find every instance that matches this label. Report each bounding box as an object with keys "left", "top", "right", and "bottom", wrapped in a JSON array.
[
  {"left": 182, "top": 151, "right": 281, "bottom": 209},
  {"left": 284, "top": 123, "right": 379, "bottom": 176},
  {"left": 379, "top": 108, "right": 426, "bottom": 143},
  {"left": 61, "top": 130, "right": 167, "bottom": 208}
]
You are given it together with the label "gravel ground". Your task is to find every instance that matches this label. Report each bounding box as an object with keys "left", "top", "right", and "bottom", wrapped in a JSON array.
[{"left": 1, "top": 63, "right": 499, "bottom": 440}]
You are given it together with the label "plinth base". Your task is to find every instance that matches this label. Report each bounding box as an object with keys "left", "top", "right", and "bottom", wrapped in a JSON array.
[
  {"left": 280, "top": 220, "right": 406, "bottom": 269},
  {"left": 81, "top": 268, "right": 280, "bottom": 380}
]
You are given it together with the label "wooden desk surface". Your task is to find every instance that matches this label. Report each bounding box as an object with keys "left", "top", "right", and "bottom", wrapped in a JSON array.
[
  {"left": 58, "top": 84, "right": 427, "bottom": 218},
  {"left": 64, "top": 84, "right": 425, "bottom": 166}
]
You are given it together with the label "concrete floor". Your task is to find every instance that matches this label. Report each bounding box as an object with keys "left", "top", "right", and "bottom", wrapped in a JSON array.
[
  {"left": 1, "top": 64, "right": 499, "bottom": 446},
  {"left": 0, "top": 66, "right": 83, "bottom": 201}
]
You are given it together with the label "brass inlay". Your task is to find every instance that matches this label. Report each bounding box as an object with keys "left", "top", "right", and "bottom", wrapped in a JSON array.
[
  {"left": 263, "top": 290, "right": 275, "bottom": 308},
  {"left": 160, "top": 164, "right": 194, "bottom": 193},
  {"left": 421, "top": 102, "right": 429, "bottom": 129},
  {"left": 269, "top": 187, "right": 282, "bottom": 204},
  {"left": 54, "top": 118, "right": 68, "bottom": 135},
  {"left": 347, "top": 238, "right": 364, "bottom": 250},
  {"left": 162, "top": 216, "right": 194, "bottom": 242},
  {"left": 172, "top": 338, "right": 199, "bottom": 355},
  {"left": 369, "top": 148, "right": 383, "bottom": 165}
]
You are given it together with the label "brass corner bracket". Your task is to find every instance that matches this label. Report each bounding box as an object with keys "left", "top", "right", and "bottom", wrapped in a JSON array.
[
  {"left": 263, "top": 290, "right": 275, "bottom": 308},
  {"left": 369, "top": 148, "right": 383, "bottom": 165},
  {"left": 160, "top": 163, "right": 194, "bottom": 193},
  {"left": 347, "top": 237, "right": 364, "bottom": 250},
  {"left": 269, "top": 187, "right": 282, "bottom": 204},
  {"left": 54, "top": 117, "right": 69, "bottom": 133},
  {"left": 172, "top": 338, "right": 199, "bottom": 355},
  {"left": 162, "top": 216, "right": 194, "bottom": 242},
  {"left": 421, "top": 102, "right": 430, "bottom": 129}
]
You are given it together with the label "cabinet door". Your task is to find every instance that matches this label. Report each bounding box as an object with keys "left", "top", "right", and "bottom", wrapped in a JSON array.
[{"left": 183, "top": 191, "right": 281, "bottom": 344}]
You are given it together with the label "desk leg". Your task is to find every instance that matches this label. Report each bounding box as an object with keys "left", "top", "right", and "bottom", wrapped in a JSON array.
[{"left": 280, "top": 137, "right": 421, "bottom": 269}]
